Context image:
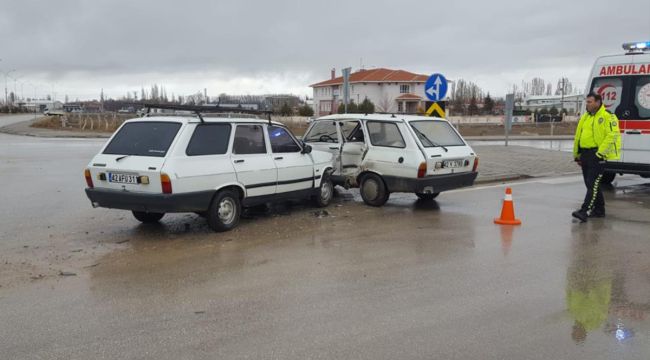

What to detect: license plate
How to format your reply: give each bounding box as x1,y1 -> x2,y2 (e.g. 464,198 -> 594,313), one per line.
443,160 -> 463,168
108,173 -> 138,184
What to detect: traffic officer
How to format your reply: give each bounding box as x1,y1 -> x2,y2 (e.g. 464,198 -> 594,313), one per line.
572,92 -> 621,222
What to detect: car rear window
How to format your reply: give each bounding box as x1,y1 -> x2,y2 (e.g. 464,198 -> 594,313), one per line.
410,121 -> 465,147
103,121 -> 181,157
186,123 -> 232,156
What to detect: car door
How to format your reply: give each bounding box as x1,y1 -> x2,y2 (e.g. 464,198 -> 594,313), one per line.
231,124 -> 277,197
303,120 -> 341,172
268,125 -> 314,194
338,120 -> 367,177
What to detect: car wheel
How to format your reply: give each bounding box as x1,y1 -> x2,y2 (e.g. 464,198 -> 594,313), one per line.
207,189 -> 241,232
132,211 -> 165,223
601,172 -> 616,185
415,192 -> 440,201
314,176 -> 334,207
360,173 -> 389,207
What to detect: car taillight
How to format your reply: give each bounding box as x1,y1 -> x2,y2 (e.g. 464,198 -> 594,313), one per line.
161,173 -> 172,194
84,169 -> 94,188
417,162 -> 427,178
472,157 -> 479,172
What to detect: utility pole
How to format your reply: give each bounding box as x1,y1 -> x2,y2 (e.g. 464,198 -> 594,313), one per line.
553,78 -> 566,137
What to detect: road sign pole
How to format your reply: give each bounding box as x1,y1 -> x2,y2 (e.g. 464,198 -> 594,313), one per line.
342,67 -> 351,114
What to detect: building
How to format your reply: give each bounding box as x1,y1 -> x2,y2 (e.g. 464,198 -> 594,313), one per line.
63,101 -> 103,113
521,94 -> 584,115
17,99 -> 63,112
310,68 -> 429,116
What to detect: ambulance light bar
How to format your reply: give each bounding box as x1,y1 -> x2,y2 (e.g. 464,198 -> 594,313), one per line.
623,41 -> 650,52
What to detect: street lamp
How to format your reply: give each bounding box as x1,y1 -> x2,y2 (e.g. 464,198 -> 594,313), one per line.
3,69 -> 16,105
10,73 -> 23,104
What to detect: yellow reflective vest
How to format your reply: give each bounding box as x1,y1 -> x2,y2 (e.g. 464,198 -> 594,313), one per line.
573,105 -> 621,160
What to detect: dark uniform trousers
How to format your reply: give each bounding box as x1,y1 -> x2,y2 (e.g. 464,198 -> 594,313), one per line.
579,148 -> 605,214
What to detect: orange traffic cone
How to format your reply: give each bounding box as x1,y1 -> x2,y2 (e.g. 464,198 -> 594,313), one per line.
494,187 -> 522,225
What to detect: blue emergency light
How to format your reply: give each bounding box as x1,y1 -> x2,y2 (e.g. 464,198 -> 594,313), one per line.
622,41 -> 650,52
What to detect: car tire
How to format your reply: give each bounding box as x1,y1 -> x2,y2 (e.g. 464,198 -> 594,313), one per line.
360,173 -> 389,207
132,211 -> 165,223
415,192 -> 440,201
601,172 -> 616,185
314,176 -> 334,207
207,189 -> 241,232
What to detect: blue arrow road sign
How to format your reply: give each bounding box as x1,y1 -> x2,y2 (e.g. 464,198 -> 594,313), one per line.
424,73 -> 448,101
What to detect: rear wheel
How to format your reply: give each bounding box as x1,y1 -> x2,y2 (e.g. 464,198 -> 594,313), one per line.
601,172 -> 616,185
415,192 -> 440,201
132,211 -> 164,223
207,189 -> 241,232
360,173 -> 389,207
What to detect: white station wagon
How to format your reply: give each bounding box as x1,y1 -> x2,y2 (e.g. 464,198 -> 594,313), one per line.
84,109 -> 334,232
303,114 -> 479,206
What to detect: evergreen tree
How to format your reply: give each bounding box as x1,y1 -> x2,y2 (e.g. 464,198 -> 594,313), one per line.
357,98 -> 375,114
483,93 -> 494,114
279,102 -> 293,116
298,104 -> 314,116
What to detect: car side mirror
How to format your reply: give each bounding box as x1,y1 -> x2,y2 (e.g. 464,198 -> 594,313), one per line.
301,143 -> 312,154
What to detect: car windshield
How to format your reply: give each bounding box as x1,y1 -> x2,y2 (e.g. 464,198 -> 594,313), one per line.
409,121 -> 465,147
103,121 -> 181,157
303,121 -> 338,143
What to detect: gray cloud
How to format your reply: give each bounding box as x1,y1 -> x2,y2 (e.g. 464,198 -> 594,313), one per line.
1,0 -> 648,99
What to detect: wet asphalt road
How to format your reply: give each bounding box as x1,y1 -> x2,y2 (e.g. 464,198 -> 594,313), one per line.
0,113 -> 36,128
1,131 -> 649,360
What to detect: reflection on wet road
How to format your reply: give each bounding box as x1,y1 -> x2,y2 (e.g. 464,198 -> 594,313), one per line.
1,133 -> 649,359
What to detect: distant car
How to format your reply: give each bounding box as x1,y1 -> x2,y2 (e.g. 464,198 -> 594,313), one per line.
84,114 -> 334,232
43,109 -> 65,116
303,114 -> 479,206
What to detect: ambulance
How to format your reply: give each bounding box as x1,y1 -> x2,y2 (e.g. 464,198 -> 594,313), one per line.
586,41 -> 650,184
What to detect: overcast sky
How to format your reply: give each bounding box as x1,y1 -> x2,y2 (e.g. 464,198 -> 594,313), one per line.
1,0 -> 648,101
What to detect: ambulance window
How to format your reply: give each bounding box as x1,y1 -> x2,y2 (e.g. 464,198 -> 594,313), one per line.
591,77 -> 623,114
634,77 -> 650,119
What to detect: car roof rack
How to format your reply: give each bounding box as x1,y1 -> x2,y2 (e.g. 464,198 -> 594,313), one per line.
138,103 -> 273,124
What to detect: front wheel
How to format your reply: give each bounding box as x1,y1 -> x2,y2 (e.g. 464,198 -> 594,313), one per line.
415,192 -> 440,201
314,176 -> 334,207
132,211 -> 165,223
207,189 -> 241,232
360,173 -> 389,207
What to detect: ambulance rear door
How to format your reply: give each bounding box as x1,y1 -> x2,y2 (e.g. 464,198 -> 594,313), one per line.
589,53 -> 650,164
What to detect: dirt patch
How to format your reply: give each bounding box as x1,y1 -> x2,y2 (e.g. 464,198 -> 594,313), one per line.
31,114 -> 132,133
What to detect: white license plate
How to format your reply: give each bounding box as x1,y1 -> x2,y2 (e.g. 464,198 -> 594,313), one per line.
108,173 -> 138,184
443,160 -> 463,168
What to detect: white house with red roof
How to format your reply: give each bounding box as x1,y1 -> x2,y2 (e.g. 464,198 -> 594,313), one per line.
310,68 -> 429,116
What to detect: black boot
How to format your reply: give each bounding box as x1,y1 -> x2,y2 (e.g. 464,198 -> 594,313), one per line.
572,209 -> 588,222
589,209 -> 606,218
